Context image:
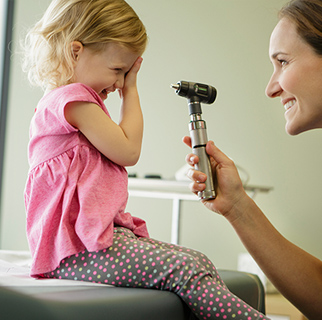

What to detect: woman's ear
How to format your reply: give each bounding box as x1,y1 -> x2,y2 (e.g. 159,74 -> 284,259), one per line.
70,41 -> 84,63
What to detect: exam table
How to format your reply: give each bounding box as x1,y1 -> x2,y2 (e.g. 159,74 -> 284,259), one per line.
0,250 -> 266,319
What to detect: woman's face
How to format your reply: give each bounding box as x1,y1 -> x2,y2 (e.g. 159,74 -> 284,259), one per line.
266,18 -> 322,135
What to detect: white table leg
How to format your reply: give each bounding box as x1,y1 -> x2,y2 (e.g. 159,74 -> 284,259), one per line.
171,198 -> 181,244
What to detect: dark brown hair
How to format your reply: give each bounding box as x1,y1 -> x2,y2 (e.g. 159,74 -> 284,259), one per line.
279,0 -> 322,55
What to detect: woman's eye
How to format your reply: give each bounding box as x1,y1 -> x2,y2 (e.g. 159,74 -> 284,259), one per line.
278,59 -> 288,67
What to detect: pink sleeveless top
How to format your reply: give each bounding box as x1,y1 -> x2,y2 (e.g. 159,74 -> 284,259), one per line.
24,83 -> 149,276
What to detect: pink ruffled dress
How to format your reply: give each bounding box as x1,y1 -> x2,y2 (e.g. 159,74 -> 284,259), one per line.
24,83 -> 149,276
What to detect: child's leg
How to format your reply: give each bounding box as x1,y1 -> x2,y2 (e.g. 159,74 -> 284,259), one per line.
138,236 -> 227,288
44,227 -> 269,320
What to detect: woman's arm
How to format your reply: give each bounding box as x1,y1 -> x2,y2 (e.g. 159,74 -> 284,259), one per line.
184,137 -> 322,319
64,57 -> 143,167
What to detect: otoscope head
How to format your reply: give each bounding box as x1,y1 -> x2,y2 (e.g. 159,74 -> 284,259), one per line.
171,81 -> 217,115
171,81 -> 217,105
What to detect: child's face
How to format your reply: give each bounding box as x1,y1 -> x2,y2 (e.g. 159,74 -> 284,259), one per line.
72,42 -> 140,101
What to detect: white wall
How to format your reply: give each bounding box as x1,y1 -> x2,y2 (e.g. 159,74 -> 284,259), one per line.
2,0 -> 322,271
0,1 -> 6,86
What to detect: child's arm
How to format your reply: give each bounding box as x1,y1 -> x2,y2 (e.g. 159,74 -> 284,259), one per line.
65,57 -> 143,167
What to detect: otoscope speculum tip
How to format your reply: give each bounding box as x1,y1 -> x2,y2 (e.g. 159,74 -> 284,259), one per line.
171,84 -> 180,91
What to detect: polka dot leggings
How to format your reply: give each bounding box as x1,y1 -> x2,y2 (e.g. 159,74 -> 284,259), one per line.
44,227 -> 269,320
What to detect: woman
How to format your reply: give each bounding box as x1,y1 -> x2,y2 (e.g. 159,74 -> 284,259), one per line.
184,0 -> 322,319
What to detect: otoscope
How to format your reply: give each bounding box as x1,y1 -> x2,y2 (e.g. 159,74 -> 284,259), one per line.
171,81 -> 217,200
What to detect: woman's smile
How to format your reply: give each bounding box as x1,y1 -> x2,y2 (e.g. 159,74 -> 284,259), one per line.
283,99 -> 296,112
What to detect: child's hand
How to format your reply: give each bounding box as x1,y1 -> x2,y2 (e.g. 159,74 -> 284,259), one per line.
65,56 -> 144,167
119,56 -> 143,98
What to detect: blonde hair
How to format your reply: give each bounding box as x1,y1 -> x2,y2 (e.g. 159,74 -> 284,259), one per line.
22,0 -> 148,90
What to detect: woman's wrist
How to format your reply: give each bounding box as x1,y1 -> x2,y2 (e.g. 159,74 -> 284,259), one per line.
224,191 -> 257,226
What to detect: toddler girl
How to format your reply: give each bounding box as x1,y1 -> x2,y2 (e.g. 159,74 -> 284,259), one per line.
23,1 -> 269,319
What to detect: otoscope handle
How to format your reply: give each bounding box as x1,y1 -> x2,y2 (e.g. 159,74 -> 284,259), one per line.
193,147 -> 216,200
189,118 -> 216,200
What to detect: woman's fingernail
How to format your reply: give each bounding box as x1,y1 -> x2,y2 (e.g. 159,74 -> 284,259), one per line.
198,175 -> 205,181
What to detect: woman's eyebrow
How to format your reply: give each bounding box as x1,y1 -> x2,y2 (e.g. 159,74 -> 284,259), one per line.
271,51 -> 287,59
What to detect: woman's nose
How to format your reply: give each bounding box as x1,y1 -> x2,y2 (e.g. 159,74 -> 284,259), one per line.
265,72 -> 282,98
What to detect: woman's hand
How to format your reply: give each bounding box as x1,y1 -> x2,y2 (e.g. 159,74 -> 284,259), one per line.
183,136 -> 248,220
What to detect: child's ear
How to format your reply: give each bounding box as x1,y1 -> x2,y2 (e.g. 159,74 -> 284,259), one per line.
70,41 -> 84,63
